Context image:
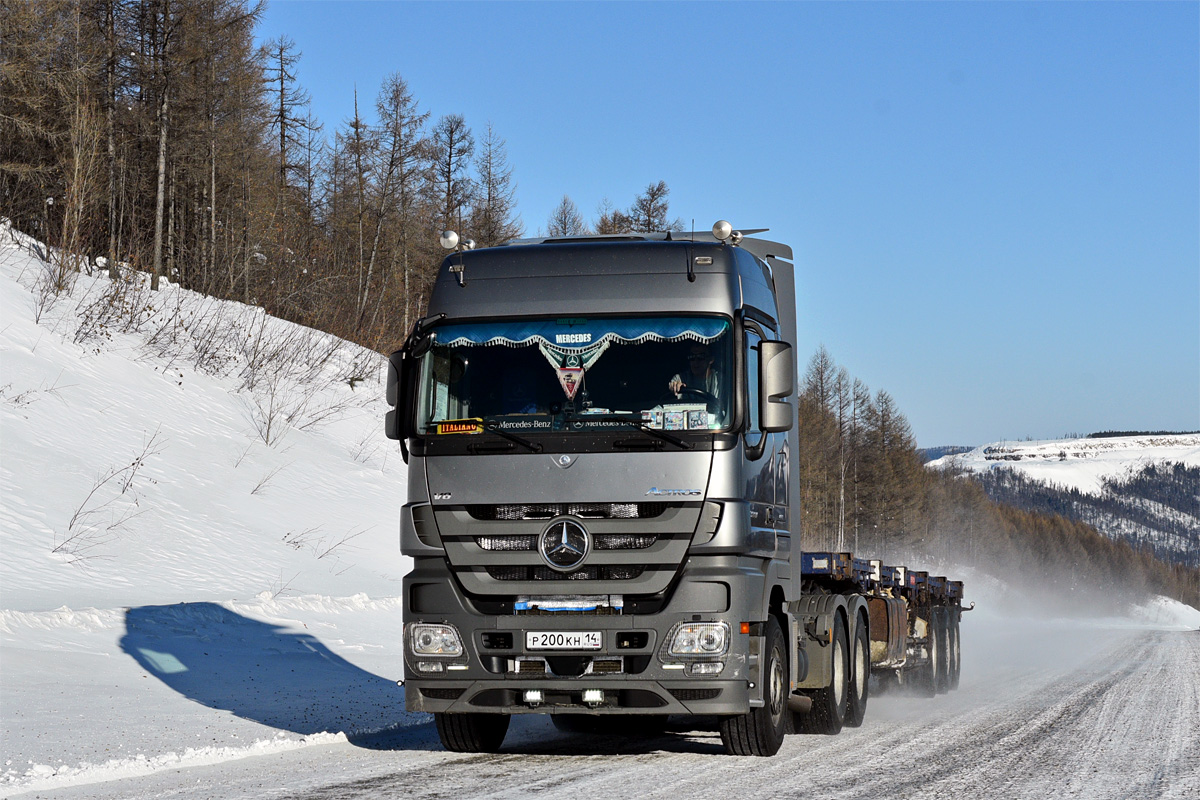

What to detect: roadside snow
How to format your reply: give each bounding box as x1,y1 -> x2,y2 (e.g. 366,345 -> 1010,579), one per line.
0,224 -> 423,795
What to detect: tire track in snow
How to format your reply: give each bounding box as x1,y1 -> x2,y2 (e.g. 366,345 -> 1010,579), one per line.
21,629 -> 1199,800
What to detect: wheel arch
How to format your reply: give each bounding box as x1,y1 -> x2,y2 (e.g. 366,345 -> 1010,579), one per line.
791,592 -> 848,690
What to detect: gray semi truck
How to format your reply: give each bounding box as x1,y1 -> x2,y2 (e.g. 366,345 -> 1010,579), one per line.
385,223 -> 966,756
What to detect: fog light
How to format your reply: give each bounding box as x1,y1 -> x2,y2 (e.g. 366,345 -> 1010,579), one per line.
416,661 -> 445,673
582,689 -> 604,706
523,689 -> 544,706
688,661 -> 724,676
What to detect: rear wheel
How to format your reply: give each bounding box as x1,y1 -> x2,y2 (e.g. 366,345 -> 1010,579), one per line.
845,613 -> 870,728
434,712 -> 510,753
719,616 -> 787,756
913,610 -> 938,698
948,610 -> 962,691
800,615 -> 849,735
934,607 -> 950,695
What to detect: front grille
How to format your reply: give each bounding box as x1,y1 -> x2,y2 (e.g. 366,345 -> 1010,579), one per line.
476,533 -> 657,551
512,657 -> 624,675
476,534 -> 537,551
420,688 -> 465,700
468,503 -> 668,521
668,688 -> 722,702
595,534 -> 656,550
485,566 -> 646,582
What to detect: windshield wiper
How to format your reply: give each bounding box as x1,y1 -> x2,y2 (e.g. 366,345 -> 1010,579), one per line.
565,413 -> 691,450
476,419 -> 542,453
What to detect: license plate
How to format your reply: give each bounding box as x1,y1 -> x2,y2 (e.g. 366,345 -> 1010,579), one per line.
526,631 -> 602,650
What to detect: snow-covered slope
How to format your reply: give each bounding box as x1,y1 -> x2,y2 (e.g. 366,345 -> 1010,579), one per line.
927,434 -> 1200,495
0,224 -> 425,793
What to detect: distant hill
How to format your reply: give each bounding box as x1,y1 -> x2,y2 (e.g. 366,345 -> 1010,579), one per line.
928,435 -> 1200,568
919,445 -> 974,463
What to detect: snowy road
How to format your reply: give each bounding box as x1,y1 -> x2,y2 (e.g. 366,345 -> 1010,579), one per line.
15,622 -> 1198,800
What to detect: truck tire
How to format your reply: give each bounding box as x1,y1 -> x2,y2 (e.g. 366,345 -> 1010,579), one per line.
845,614 -> 870,728
434,712 -> 510,753
934,608 -> 950,695
719,616 -> 787,756
913,610 -> 937,698
949,611 -> 961,691
799,615 -> 849,735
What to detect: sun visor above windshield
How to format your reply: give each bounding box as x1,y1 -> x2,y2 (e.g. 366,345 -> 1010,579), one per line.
434,317 -> 730,349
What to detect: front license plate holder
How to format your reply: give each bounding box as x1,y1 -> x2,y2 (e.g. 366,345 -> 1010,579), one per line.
526,631 -> 602,650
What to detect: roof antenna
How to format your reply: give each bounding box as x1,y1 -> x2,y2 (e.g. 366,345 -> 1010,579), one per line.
441,230 -> 474,287
686,218 -> 697,282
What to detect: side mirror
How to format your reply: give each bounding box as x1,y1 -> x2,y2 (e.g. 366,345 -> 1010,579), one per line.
386,350 -> 403,408
385,350 -> 406,442
759,340 -> 794,433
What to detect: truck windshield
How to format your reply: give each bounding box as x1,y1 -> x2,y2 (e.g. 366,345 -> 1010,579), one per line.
414,316 -> 733,435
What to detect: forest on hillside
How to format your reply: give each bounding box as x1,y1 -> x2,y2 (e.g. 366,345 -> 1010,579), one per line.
1,0 -> 679,353
796,347 -> 1199,610
4,1 -> 1196,612
976,464 -> 1200,569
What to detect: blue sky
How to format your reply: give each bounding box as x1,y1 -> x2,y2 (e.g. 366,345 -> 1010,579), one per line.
257,1 -> 1199,447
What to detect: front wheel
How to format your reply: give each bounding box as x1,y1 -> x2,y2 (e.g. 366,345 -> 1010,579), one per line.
719,617 -> 787,756
434,712 -> 510,753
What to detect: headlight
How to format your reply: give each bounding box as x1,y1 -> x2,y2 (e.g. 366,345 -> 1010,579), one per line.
409,623 -> 464,656
665,621 -> 730,657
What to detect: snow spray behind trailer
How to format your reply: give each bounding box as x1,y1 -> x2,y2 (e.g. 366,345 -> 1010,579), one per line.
385,222 -> 969,755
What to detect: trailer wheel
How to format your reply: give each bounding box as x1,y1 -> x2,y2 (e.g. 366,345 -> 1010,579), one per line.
434,712 -> 510,753
949,610 -> 961,691
913,611 -> 937,698
719,616 -> 787,756
845,614 -> 870,728
799,615 -> 849,735
934,608 -> 950,695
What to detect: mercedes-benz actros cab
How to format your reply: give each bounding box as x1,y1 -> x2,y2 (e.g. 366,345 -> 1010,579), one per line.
385,222 -> 966,756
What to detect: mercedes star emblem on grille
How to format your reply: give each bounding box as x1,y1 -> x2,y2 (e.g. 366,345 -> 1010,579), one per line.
539,518 -> 591,572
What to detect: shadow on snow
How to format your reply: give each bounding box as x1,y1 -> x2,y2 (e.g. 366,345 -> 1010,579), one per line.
119,602 -> 434,749
120,603 -> 735,756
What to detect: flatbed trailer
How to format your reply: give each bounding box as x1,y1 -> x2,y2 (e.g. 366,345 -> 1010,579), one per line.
799,552 -> 967,704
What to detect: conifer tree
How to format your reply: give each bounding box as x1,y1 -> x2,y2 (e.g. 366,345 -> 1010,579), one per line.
546,195 -> 586,236
468,122 -> 522,247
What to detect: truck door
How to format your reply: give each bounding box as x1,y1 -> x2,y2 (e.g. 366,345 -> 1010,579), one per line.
744,330 -> 777,555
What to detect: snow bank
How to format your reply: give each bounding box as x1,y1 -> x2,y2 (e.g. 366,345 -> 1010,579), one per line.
0,223 -> 422,795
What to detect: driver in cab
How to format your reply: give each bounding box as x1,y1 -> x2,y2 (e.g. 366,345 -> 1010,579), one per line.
668,344 -> 720,404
